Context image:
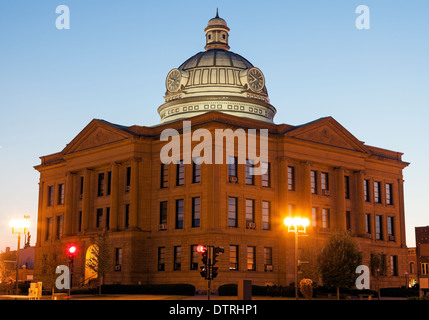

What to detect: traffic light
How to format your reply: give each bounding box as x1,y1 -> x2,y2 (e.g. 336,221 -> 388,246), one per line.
67,245 -> 77,264
197,245 -> 208,266
212,246 -> 224,266
211,266 -> 219,279
200,265 -> 208,279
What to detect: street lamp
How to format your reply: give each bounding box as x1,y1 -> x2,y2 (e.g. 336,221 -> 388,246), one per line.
9,219 -> 30,294
283,216 -> 310,300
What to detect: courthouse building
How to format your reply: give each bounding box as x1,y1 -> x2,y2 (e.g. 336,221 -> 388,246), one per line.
34,12 -> 409,291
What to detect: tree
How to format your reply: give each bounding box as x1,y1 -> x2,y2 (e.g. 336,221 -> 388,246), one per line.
370,252 -> 387,299
34,244 -> 66,299
86,232 -> 111,294
318,232 -> 362,299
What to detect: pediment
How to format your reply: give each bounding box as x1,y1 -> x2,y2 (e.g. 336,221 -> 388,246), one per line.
62,119 -> 132,155
287,117 -> 370,153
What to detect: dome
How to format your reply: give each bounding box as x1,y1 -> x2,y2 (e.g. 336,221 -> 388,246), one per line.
178,49 -> 253,70
158,12 -> 276,124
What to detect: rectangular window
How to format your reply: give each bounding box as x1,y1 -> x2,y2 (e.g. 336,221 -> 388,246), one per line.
262,201 -> 271,230
176,160 -> 184,186
80,176 -> 84,200
312,207 -> 317,227
422,263 -> 429,275
105,207 -> 110,230
228,156 -> 237,178
245,199 -> 255,223
161,163 -> 169,188
126,167 -> 131,190
264,247 -> 273,271
78,211 -> 82,233
46,217 -> 52,240
245,159 -> 255,185
366,213 -> 371,234
96,208 -> 103,228
311,171 -> 317,194
322,208 -> 330,228
345,176 -> 350,199
159,201 -> 168,226
386,183 -> 393,205
247,246 -> 256,271
48,186 -> 54,206
288,166 -> 295,191
192,197 -> 201,228
190,245 -> 199,270
175,199 -> 184,229
158,247 -> 165,271
390,256 -> 398,276
56,216 -> 63,239
174,246 -> 181,271
364,179 -> 370,202
321,172 -> 329,191
387,216 -> 395,239
115,248 -> 123,266
228,197 -> 238,227
124,204 -> 130,229
192,157 -> 201,183
107,171 -> 112,196
261,162 -> 270,187
230,245 -> 239,270
376,215 -> 383,240
374,181 -> 381,203
58,184 -> 65,205
98,173 -> 105,197
346,211 -> 351,231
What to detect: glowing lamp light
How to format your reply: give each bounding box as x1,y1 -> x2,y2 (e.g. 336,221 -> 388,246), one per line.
9,219 -> 30,234
283,217 -> 310,232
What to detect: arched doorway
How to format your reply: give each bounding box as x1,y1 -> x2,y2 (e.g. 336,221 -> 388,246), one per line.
84,244 -> 98,284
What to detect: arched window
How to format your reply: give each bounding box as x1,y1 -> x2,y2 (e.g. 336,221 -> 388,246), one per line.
85,244 -> 98,284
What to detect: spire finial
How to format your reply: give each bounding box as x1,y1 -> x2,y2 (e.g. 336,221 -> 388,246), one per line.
216,8 -> 219,18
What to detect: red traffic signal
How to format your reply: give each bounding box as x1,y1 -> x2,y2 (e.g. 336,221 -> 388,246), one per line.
197,245 -> 206,253
68,245 -> 77,256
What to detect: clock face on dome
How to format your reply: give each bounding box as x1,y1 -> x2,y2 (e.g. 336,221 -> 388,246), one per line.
247,67 -> 265,92
166,69 -> 182,92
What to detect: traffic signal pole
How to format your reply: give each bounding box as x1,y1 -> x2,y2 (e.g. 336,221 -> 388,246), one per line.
197,244 -> 224,300
207,246 -> 212,300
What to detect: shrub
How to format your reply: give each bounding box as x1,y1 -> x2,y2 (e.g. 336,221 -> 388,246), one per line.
380,287 -> 418,298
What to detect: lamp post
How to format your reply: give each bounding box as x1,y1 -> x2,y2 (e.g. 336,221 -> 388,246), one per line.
283,217 -> 310,300
9,219 -> 30,295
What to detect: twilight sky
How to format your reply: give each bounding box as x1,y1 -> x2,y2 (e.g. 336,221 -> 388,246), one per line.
0,0 -> 428,250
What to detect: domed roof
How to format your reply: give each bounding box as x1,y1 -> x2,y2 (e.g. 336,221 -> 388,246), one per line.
178,49 -> 253,71
158,12 -> 276,124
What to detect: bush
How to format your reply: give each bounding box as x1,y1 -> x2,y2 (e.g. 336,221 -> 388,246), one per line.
380,287 -> 418,298
218,284 -> 237,296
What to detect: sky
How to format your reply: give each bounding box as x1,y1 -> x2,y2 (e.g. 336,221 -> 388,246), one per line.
0,0 -> 428,250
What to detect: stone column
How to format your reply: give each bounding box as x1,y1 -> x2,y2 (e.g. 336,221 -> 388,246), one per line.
300,161 -> 312,220
335,167 -> 346,230
64,172 -> 75,236
129,158 -> 140,230
82,168 -> 92,232
109,162 -> 120,232
355,170 -> 366,237
398,178 -> 406,247
277,156 -> 289,217
36,181 -> 44,247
